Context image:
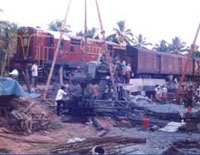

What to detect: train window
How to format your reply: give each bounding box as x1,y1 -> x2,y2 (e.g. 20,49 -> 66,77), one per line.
59,39 -> 65,50
107,45 -> 113,51
48,36 -> 54,47
70,46 -> 74,52
70,39 -> 81,45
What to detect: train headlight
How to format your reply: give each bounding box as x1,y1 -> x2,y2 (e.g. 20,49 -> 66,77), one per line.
23,38 -> 28,46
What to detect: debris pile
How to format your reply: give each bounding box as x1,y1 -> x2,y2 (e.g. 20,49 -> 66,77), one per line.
0,96 -> 50,134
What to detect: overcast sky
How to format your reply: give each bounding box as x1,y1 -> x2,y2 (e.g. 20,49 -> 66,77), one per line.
1,0 -> 200,46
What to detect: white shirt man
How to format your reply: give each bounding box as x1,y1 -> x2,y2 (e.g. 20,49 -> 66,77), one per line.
31,63 -> 38,77
55,88 -> 67,101
55,86 -> 67,116
31,63 -> 38,88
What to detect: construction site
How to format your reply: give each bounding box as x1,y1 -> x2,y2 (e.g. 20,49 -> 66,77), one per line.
1,0 -> 200,154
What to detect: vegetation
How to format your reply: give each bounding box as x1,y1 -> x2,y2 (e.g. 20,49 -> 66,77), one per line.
48,19 -> 71,33
106,20 -> 133,45
133,34 -> 152,49
153,40 -> 169,52
76,27 -> 100,39
168,36 -> 187,54
0,21 -> 18,76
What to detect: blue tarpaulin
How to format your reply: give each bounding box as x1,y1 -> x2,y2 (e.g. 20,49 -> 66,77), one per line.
0,76 -> 41,98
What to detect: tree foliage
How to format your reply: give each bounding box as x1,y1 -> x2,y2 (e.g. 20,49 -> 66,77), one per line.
153,40 -> 170,52
133,34 -> 152,49
107,20 -> 133,45
168,36 -> 187,54
0,21 -> 18,76
76,27 -> 100,39
48,19 -> 71,33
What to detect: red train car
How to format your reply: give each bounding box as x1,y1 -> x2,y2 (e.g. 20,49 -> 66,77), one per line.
14,26 -> 125,66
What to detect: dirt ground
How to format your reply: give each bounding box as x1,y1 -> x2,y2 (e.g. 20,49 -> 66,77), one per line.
0,84 -> 200,154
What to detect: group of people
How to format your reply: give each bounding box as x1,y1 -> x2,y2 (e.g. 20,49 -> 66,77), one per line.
114,60 -> 132,84
154,84 -> 168,104
9,62 -> 38,92
55,80 -> 100,116
179,85 -> 194,108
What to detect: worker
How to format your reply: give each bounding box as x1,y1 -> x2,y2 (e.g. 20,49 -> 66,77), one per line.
68,80 -> 82,116
125,63 -> 132,84
91,81 -> 99,100
55,86 -> 67,116
186,86 -> 194,110
31,62 -> 38,89
195,85 -> 200,104
121,60 -> 127,84
161,84 -> 168,104
155,85 -> 162,102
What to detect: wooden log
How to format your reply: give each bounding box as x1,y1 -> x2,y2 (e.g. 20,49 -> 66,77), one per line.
92,117 -> 104,131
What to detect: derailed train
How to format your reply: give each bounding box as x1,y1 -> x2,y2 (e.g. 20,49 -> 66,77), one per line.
12,26 -> 200,82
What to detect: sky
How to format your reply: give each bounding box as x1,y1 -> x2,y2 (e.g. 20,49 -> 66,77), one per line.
0,0 -> 200,46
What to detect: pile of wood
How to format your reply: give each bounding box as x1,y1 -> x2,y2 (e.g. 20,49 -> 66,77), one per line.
50,136 -> 146,154
0,96 -> 50,134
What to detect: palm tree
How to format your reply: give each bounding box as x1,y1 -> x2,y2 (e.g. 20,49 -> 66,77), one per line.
48,19 -> 71,33
0,21 -> 18,76
76,27 -> 100,39
133,34 -> 152,49
169,36 -> 186,54
153,40 -> 170,52
107,20 -> 133,45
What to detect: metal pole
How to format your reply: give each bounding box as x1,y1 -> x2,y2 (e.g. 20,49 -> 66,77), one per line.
43,0 -> 72,100
177,23 -> 200,95
84,0 -> 88,62
94,0 -> 105,40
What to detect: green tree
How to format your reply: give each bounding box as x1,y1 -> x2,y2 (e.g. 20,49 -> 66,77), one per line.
133,34 -> 152,49
87,27 -> 100,39
48,19 -> 71,33
76,31 -> 84,37
0,21 -> 18,76
76,27 -> 100,39
153,40 -> 169,52
107,20 -> 133,45
169,36 -> 186,54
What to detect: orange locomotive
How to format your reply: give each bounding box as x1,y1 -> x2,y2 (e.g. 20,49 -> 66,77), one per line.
12,26 -> 124,80
14,27 -> 125,64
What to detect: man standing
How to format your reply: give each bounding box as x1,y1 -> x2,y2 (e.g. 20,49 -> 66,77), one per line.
31,62 -> 38,89
186,86 -> 194,110
55,86 -> 67,116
